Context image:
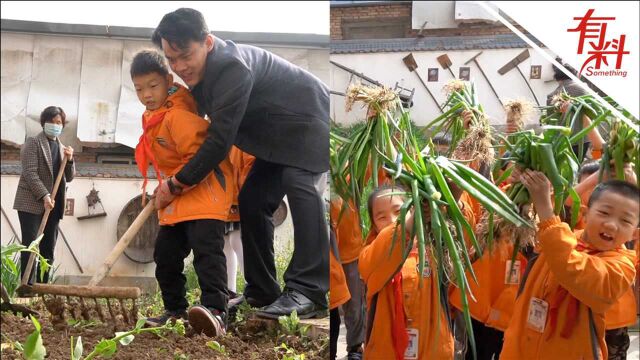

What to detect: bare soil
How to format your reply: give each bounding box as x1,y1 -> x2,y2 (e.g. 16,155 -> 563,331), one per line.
0,301 -> 327,359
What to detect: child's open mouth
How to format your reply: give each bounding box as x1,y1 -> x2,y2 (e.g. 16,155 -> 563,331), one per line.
599,232 -> 614,242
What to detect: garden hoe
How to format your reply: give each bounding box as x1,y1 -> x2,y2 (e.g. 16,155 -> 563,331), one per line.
18,163 -> 156,324
498,49 -> 541,106
402,53 -> 444,113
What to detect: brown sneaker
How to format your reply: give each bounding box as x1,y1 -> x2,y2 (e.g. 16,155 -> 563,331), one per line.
188,305 -> 226,337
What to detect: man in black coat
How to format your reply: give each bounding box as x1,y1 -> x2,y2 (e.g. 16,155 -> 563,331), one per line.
151,8 -> 329,334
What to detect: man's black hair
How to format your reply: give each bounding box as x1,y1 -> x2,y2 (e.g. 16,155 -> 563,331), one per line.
152,8 -> 209,50
588,180 -> 640,210
130,50 -> 169,78
367,184 -> 407,229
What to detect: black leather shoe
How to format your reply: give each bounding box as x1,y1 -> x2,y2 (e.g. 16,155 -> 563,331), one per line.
255,288 -> 327,320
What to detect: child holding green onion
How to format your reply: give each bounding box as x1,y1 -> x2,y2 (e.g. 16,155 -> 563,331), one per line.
358,185 -> 476,359
568,161 -> 638,359
501,171 -> 638,360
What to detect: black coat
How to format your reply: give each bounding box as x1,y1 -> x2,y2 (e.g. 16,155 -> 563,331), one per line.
177,37 -> 329,186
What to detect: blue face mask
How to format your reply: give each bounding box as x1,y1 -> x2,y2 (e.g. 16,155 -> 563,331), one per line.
44,123 -> 63,137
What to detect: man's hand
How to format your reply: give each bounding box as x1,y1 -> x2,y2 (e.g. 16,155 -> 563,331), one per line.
154,181 -> 175,210
63,146 -> 74,160
43,194 -> 55,210
519,170 -> 554,221
559,100 -> 571,114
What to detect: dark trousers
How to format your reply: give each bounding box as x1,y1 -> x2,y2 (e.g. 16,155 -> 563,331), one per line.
154,219 -> 228,313
330,308 -> 341,360
18,211 -> 60,284
465,317 -> 504,360
605,327 -> 630,360
239,159 -> 329,306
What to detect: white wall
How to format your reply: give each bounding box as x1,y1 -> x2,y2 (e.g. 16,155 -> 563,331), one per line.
1,175 -> 294,280
1,31 -> 329,149
330,48 -> 559,127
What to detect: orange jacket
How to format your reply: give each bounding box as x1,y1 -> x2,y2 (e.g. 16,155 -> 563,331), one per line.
449,233 -> 528,331
330,197 -> 364,264
225,146 -> 255,222
500,217 -> 636,360
358,198 -> 475,360
142,84 -> 234,225
330,244 -> 351,310
359,225 -> 454,360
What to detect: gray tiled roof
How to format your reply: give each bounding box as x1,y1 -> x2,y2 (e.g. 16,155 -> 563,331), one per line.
1,162 -> 153,179
331,34 -> 540,54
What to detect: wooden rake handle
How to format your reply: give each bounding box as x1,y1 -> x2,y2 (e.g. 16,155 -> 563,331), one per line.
21,156 -> 69,286
87,199 -> 156,286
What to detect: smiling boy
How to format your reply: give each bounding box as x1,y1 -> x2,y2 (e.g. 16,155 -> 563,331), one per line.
131,50 -> 233,337
500,171 -> 638,359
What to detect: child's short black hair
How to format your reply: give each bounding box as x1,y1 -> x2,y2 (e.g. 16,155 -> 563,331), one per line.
130,50 -> 169,78
579,161 -> 601,180
588,180 -> 640,212
152,8 -> 209,50
367,184 -> 407,228
40,106 -> 66,127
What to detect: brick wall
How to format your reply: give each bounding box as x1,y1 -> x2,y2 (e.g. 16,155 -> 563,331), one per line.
331,3 -> 413,40
1,142 -> 132,164
331,3 -> 526,40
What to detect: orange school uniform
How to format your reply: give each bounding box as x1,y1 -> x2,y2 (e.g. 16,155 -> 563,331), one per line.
359,199 -> 476,360
449,233 -> 528,331
225,146 -> 255,222
500,217 -> 636,360
137,84 -> 234,225
330,245 -> 351,310
330,197 -> 364,264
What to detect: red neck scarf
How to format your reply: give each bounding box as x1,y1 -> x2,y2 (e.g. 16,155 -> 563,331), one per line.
389,271 -> 409,360
135,112 -> 166,203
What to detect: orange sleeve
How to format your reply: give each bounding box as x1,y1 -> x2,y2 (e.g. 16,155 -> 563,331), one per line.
166,109 -> 209,173
539,217 -> 637,314
359,224 -> 409,296
330,248 -> 351,309
239,151 -> 255,189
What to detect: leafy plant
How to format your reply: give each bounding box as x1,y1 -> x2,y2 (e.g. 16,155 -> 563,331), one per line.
274,343 -> 306,360
23,315 -> 46,360
331,83 -> 532,360
1,236 -> 50,300
600,119 -> 640,183
206,340 -> 227,355
424,80 -> 493,165
278,310 -> 309,337
73,318 -> 185,360
331,84 -> 412,228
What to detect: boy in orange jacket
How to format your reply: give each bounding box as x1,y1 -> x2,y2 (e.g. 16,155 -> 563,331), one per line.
359,185 -> 476,359
131,50 -> 233,337
500,171 -> 638,359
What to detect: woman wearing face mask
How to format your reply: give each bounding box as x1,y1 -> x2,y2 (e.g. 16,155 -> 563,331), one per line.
13,106 -> 75,283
